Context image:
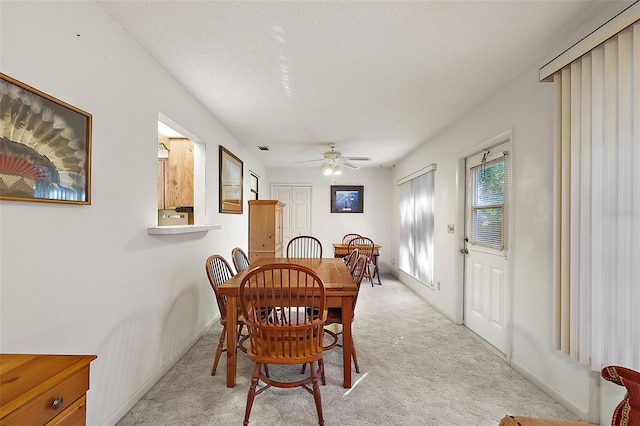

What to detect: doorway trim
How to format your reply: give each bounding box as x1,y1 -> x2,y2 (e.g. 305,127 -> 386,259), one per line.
456,128 -> 515,362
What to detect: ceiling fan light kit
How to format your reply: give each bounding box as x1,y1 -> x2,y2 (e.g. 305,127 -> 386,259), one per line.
322,164 -> 341,176
298,143 -> 370,176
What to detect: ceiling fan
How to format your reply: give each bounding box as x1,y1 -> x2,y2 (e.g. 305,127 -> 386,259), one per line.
295,143 -> 371,175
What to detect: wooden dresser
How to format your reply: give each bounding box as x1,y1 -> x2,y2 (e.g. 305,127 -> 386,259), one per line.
248,200 -> 284,262
0,354 -> 96,426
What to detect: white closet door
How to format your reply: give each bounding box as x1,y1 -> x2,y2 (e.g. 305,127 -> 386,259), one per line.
271,185 -> 312,249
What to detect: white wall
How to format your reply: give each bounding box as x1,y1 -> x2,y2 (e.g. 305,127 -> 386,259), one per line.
0,2 -> 266,425
266,167 -> 393,269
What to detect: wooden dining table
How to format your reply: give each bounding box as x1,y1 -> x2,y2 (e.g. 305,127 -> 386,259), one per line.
218,257 -> 359,389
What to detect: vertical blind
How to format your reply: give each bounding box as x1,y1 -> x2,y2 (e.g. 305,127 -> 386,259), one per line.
398,165 -> 435,288
552,20 -> 639,371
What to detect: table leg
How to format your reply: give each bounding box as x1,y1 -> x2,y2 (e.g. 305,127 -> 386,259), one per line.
226,297 -> 237,388
341,296 -> 353,388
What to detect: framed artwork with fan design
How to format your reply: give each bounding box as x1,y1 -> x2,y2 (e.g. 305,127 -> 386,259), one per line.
0,73 -> 92,204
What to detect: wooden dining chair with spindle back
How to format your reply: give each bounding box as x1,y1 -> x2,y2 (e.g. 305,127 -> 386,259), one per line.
347,236 -> 376,286
341,233 -> 361,245
286,235 -> 323,258
205,254 -> 247,376
344,248 -> 360,274
231,247 -> 250,274
239,263 -> 328,426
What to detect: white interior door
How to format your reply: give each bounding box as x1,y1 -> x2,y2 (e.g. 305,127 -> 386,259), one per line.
271,185 -> 312,249
463,142 -> 510,354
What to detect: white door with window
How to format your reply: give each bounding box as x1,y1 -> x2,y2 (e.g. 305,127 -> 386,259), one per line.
463,142 -> 510,354
271,185 -> 312,249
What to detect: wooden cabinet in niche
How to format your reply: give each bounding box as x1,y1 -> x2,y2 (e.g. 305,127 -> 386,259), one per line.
157,136 -> 193,209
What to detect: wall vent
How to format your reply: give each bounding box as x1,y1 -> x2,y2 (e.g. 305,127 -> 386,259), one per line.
257,146 -> 270,151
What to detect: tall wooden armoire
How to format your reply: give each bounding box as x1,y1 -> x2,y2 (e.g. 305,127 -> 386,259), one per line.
248,200 -> 284,262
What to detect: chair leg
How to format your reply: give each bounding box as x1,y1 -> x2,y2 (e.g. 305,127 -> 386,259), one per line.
212,324 -> 227,376
243,363 -> 261,426
237,323 -> 248,353
318,358 -> 326,385
351,335 -> 360,374
366,260 -> 374,286
309,360 -> 325,426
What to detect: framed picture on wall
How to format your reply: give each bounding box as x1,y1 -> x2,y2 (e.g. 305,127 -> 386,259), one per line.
219,145 -> 243,213
249,171 -> 259,200
331,185 -> 363,213
0,73 -> 92,204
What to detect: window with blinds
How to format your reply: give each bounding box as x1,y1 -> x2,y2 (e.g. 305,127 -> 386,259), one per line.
398,165 -> 435,288
468,158 -> 506,249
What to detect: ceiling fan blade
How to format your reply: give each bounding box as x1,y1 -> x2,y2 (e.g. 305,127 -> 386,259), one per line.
342,161 -> 360,170
317,162 -> 330,172
293,158 -> 324,164
344,156 -> 371,161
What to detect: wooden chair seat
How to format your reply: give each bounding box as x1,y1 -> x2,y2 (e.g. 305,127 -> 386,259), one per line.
499,416 -> 590,426
246,321 -> 326,362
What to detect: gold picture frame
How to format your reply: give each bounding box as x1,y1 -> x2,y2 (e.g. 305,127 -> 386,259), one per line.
219,145 -> 243,214
0,73 -> 92,204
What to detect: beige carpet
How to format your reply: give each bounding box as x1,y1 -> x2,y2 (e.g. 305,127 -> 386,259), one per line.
117,275 -> 581,426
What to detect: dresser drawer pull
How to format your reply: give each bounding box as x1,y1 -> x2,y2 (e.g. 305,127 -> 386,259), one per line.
52,396 -> 64,410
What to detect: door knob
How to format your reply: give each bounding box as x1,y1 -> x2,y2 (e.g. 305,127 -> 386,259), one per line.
460,248 -> 469,254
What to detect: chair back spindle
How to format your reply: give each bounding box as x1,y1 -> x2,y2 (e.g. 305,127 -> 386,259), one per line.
286,235 -> 323,258
342,233 -> 361,245
205,255 -> 235,319
344,248 -> 360,273
232,247 -> 250,274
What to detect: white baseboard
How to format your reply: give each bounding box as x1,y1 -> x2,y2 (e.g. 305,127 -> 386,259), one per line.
510,359 -> 591,421
101,318 -> 217,426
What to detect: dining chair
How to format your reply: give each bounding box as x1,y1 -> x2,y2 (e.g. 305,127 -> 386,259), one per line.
205,254 -> 247,376
500,365 -> 640,426
286,235 -> 323,258
239,263 -> 327,426
315,256 -> 366,375
347,236 -> 376,286
341,233 -> 361,245
231,247 -> 250,274
343,248 -> 359,274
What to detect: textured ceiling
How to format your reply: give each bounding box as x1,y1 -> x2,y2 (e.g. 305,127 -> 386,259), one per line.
98,1 -> 629,168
